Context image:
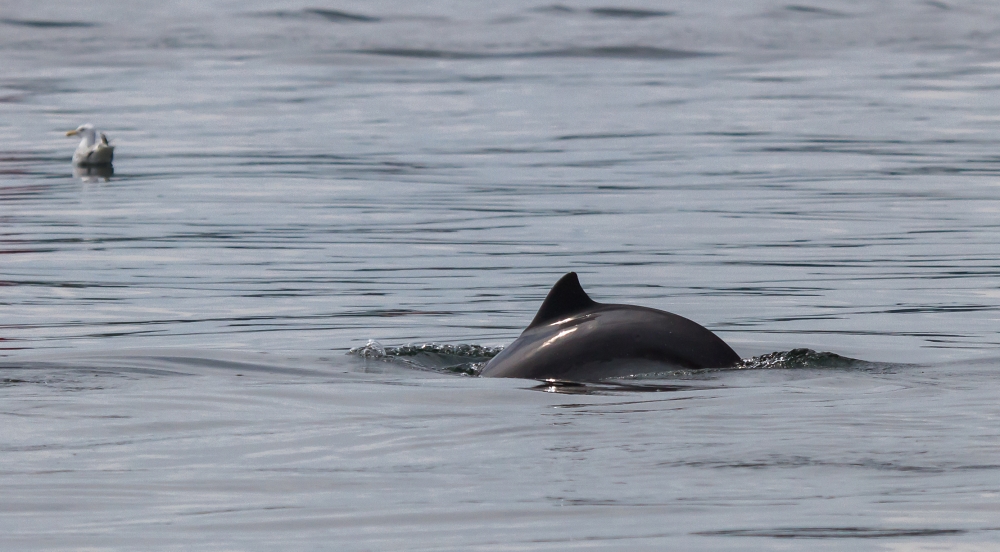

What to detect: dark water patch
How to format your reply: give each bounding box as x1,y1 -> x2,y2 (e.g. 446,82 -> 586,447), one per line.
0,18 -> 98,28
698,527 -> 965,538
254,9 -> 379,23
529,6 -> 673,18
532,5 -> 576,14
925,0 -> 952,9
883,305 -> 1000,314
671,455 -> 949,474
780,5 -> 852,18
702,130 -> 772,137
0,248 -> 57,255
342,309 -> 454,318
755,137 -> 921,157
464,147 -> 564,154
349,48 -> 488,60
749,76 -> 808,83
689,285 -> 825,297
490,15 -> 527,25
956,464 -> 1000,471
304,8 -> 380,22
548,157 -> 630,168
458,75 -> 505,83
537,46 -> 707,59
556,132 -> 660,141
589,8 -> 674,19
354,46 -> 710,60
881,164 -> 1000,177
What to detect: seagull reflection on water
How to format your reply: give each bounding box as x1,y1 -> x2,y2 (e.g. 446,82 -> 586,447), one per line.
73,163 -> 113,183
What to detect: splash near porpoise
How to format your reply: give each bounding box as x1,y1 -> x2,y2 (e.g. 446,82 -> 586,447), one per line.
349,273 -> 883,381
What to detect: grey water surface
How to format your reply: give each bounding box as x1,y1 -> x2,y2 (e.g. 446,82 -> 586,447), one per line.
2,0 -> 1000,549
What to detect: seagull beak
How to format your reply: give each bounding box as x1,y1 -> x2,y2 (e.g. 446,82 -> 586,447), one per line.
66,130 -> 79,136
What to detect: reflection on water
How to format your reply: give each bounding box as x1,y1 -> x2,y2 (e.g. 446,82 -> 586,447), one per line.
532,379 -> 711,395
72,163 -> 113,183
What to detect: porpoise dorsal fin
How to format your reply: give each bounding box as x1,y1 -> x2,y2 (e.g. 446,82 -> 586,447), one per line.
526,272 -> 598,329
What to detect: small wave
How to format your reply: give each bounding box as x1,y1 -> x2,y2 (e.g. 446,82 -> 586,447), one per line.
556,131 -> 661,141
532,5 -> 576,14
779,5 -> 851,18
697,527 -> 964,539
735,348 -> 881,370
0,18 -> 98,28
588,8 -> 674,19
347,340 -> 503,376
354,46 -> 710,60
606,349 -> 892,380
530,6 -> 674,18
304,8 -> 380,22
254,9 -> 379,23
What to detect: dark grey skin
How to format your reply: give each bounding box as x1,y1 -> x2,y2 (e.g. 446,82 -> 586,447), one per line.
481,272 -> 741,381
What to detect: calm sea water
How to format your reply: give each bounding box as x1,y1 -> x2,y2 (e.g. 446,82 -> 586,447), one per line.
3,1 -> 1000,549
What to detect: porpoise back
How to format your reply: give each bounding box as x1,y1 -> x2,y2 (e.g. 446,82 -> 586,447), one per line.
481,272 -> 740,380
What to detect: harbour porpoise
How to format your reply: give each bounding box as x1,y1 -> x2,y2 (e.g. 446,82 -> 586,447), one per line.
481,272 -> 740,380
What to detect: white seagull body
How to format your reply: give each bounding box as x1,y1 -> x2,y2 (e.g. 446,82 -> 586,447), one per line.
66,123 -> 114,165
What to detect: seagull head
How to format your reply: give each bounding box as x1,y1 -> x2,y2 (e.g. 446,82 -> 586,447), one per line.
66,123 -> 99,148
66,123 -> 96,137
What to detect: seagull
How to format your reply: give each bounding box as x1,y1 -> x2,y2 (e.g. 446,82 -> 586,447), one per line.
65,123 -> 114,165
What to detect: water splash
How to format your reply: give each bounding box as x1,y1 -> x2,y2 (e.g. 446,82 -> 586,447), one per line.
349,339 -> 386,359
735,348 -> 884,371
347,340 -> 503,375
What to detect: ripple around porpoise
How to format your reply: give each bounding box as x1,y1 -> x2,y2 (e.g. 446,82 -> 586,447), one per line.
348,341 -> 898,381
348,340 -> 502,375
